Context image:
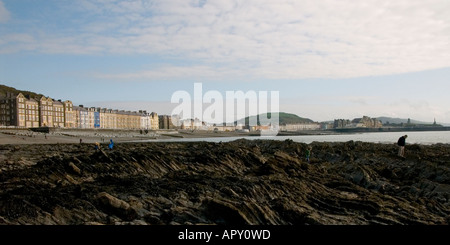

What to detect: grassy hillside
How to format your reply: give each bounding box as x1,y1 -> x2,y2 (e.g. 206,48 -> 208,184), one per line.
0,84 -> 44,99
236,112 -> 314,126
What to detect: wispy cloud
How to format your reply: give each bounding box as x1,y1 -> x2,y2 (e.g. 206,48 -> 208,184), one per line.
94,64 -> 249,81
2,0 -> 450,79
0,33 -> 37,53
0,0 -> 10,23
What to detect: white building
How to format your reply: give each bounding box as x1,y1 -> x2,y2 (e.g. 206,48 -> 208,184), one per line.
280,123 -> 320,131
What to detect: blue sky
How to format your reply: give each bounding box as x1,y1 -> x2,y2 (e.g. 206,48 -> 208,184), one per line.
1,0 -> 450,123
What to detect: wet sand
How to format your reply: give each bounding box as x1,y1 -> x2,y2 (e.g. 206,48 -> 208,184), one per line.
0,129 -> 260,145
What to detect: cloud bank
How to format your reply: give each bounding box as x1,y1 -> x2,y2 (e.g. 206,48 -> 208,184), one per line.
1,0 -> 450,80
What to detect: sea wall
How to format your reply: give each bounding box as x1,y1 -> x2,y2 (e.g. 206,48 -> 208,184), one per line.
332,126 -> 450,133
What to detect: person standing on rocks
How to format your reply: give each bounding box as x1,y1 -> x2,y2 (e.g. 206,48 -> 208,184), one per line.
397,135 -> 408,158
305,146 -> 312,163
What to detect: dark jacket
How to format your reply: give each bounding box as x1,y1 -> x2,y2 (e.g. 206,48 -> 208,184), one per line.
397,136 -> 406,146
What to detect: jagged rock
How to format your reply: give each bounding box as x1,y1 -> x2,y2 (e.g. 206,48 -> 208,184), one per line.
0,140 -> 448,225
96,192 -> 137,221
143,212 -> 162,224
67,162 -> 81,175
204,198 -> 253,225
84,221 -> 105,225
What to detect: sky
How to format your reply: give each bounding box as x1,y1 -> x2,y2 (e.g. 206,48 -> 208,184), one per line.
1,0 -> 450,123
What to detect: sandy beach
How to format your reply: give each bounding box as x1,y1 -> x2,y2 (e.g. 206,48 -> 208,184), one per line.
0,128 -> 261,145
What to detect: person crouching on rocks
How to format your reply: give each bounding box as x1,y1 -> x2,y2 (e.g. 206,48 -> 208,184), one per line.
397,135 -> 408,158
108,139 -> 114,150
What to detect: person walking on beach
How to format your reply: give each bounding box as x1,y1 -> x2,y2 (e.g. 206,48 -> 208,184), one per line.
397,135 -> 408,158
305,146 -> 312,163
108,139 -> 114,150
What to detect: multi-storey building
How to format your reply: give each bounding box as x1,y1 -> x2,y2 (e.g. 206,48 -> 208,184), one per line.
158,115 -> 175,129
63,100 -> 74,128
73,105 -> 81,128
73,105 -> 89,129
1,92 -> 160,130
0,93 -> 37,127
24,98 -> 39,128
39,96 -> 53,127
15,93 -> 26,127
334,119 -> 351,129
180,118 -> 203,130
99,108 -> 109,129
351,116 -> 383,128
150,112 -> 159,130
87,107 -> 96,129
94,107 -> 100,128
124,111 -> 141,129
108,109 -> 118,129
0,92 -> 19,126
280,123 -> 321,131
116,110 -> 126,129
139,111 -> 159,130
140,110 -> 150,130
52,100 -> 65,128
100,108 -> 117,129
0,96 -> 11,126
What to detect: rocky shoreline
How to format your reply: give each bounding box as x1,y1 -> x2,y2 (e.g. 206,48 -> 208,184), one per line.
0,139 -> 449,225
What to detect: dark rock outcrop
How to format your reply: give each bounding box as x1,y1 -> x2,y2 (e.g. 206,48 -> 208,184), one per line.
0,140 -> 448,225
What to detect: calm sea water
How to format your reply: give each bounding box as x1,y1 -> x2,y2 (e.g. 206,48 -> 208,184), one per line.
143,131 -> 450,145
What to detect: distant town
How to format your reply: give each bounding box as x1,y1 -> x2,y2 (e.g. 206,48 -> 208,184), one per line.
0,85 -> 445,133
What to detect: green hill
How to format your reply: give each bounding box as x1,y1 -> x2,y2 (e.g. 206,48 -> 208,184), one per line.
236,112 -> 314,126
0,84 -> 44,99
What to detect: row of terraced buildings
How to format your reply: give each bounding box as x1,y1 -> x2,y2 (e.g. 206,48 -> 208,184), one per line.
0,92 -> 163,130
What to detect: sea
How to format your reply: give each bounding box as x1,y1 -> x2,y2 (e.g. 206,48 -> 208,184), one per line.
143,131 -> 450,145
